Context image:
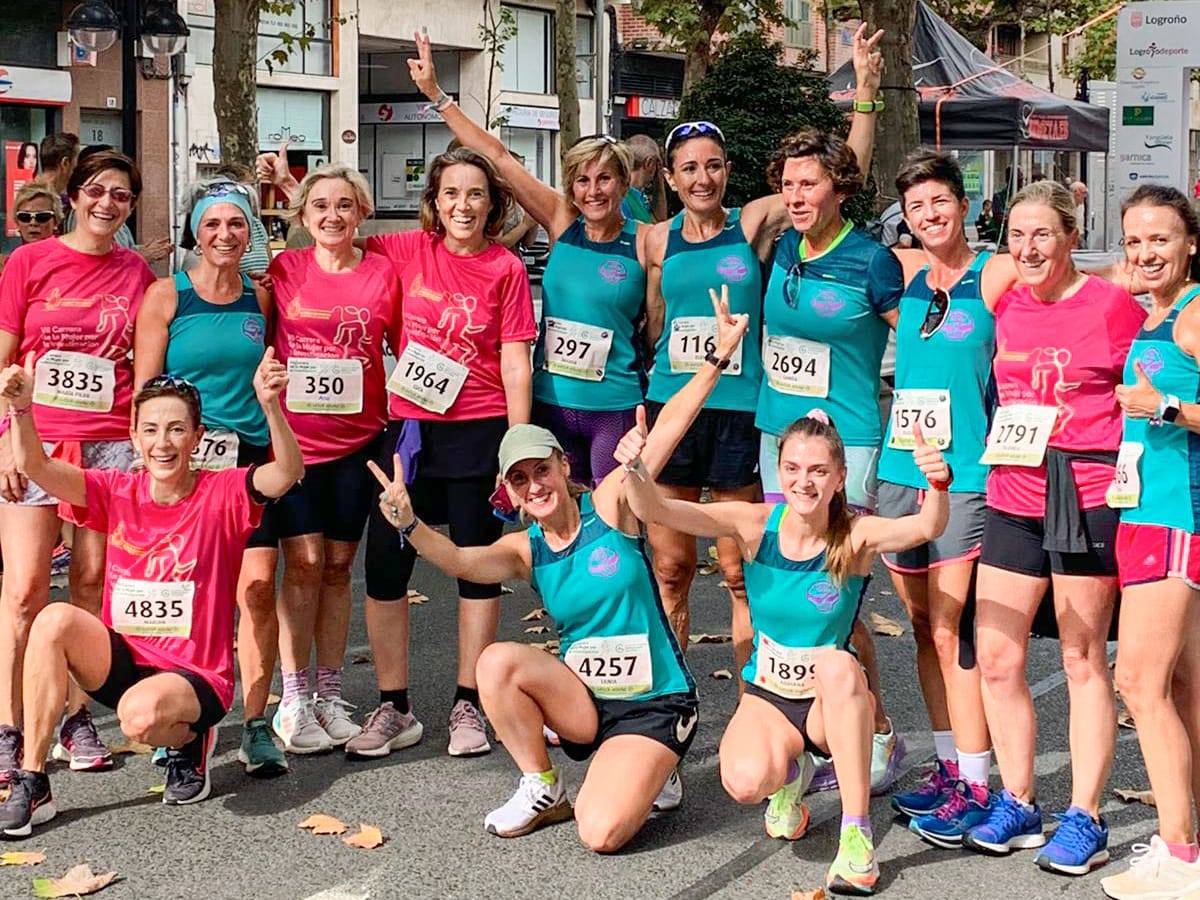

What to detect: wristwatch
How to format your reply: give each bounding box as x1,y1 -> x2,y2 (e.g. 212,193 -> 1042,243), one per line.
705,351 -> 731,371
1161,393 -> 1182,424
852,98 -> 885,113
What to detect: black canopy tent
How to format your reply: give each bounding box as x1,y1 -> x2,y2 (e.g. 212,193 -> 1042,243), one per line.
827,2 -> 1110,152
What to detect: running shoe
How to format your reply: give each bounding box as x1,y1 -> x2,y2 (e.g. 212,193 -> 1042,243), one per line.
152,746 -> 168,767
49,542 -> 71,577
908,781 -> 993,848
963,789 -> 1046,855
0,725 -> 22,785
272,695 -> 333,754
826,824 -> 880,896
448,699 -> 491,757
1035,807 -> 1110,875
0,769 -> 55,838
52,706 -> 113,771
1101,836 -> 1200,899
237,717 -> 288,778
543,725 -> 561,747
345,703 -> 424,759
892,758 -> 958,818
869,723 -> 905,796
163,724 -> 218,805
764,753 -> 816,840
313,696 -> 362,746
652,768 -> 683,814
484,770 -> 573,838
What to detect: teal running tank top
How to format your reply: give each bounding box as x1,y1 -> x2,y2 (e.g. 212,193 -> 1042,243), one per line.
533,217 -> 646,412
647,208 -> 764,412
755,224 -> 904,446
1119,285 -> 1200,532
741,504 -> 866,696
165,272 -> 269,445
529,494 -> 694,700
878,252 -> 995,493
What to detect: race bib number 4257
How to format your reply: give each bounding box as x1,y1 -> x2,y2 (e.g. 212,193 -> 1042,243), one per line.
563,633 -> 653,699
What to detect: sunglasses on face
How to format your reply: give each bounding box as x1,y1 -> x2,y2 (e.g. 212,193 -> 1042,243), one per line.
78,183 -> 134,204
665,121 -> 725,154
920,288 -> 951,339
15,211 -> 56,225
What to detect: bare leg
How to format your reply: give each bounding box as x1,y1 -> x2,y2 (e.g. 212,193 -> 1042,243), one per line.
719,693 -> 808,803
849,620 -> 890,733
890,570 -> 949,732
276,534 -> 323,675
646,485 -> 703,648
573,735 -> 681,852
929,561 -> 989,753
0,505 -> 59,726
313,539 -> 358,671
806,651 -> 875,817
236,547 -> 279,718
457,596 -> 501,689
712,483 -> 760,676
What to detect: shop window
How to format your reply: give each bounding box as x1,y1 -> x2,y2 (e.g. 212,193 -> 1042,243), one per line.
576,18 -> 594,100
0,7 -> 57,68
187,0 -> 335,76
502,126 -> 555,187
501,6 -> 552,95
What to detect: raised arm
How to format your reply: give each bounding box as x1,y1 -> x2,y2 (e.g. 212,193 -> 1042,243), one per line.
369,453 -> 532,584
133,277 -> 176,392
249,347 -> 305,498
851,425 -> 949,555
844,23 -> 884,183
0,354 -> 85,507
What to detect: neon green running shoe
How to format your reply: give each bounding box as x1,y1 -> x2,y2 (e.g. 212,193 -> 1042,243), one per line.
826,824 -> 880,896
764,753 -> 815,840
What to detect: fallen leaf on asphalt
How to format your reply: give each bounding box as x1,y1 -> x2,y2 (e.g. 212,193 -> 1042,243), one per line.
521,608 -> 547,621
31,864 -> 117,898
0,850 -> 44,866
791,889 -> 826,900
146,784 -> 164,795
718,580 -> 729,588
407,590 -> 428,605
350,653 -> 371,665
698,546 -> 720,575
869,612 -> 905,637
1114,788 -> 1155,807
711,669 -> 734,680
107,738 -> 152,755
342,824 -> 385,849
267,693 -> 282,705
524,625 -> 549,634
688,633 -> 732,645
1117,709 -> 1135,730
299,813 -> 348,835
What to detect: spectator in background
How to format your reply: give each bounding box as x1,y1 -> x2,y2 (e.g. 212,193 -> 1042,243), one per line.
1070,180 -> 1089,244
35,133 -> 79,208
498,153 -> 538,251
623,134 -> 666,223
65,145 -> 173,265
975,198 -> 1000,242
1,184 -> 64,274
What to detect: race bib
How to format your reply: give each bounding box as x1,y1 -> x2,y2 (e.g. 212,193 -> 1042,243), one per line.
286,358 -> 363,414
888,390 -> 952,450
668,316 -> 742,375
110,578 -> 195,638
563,633 -> 653,699
191,429 -> 239,472
543,317 -> 614,382
32,350 -> 115,413
1106,441 -> 1143,509
763,335 -> 830,398
386,342 -> 469,415
754,635 -> 832,700
979,404 -> 1058,467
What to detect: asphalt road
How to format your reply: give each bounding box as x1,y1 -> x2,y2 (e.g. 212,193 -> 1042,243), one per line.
8,546 -> 1153,900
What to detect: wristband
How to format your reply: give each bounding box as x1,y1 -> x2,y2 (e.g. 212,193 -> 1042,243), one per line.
928,464 -> 953,492
852,98 -> 884,113
704,351 -> 731,371
397,516 -> 420,546
432,92 -> 454,113
622,459 -> 647,482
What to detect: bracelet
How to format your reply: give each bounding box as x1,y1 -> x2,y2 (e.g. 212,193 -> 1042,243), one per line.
852,98 -> 884,113
432,91 -> 454,113
704,351 -> 731,371
398,516 -> 420,545
928,464 -> 953,492
8,404 -> 30,417
622,459 -> 647,482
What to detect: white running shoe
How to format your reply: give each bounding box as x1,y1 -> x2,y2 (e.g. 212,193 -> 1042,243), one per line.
651,768 -> 683,814
1101,835 -> 1200,900
484,771 -> 573,838
313,696 -> 362,746
272,695 -> 334,754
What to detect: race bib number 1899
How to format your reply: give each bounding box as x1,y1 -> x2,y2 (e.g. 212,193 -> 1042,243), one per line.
753,635 -> 832,700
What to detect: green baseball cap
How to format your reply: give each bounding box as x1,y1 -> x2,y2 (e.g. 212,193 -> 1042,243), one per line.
497,424 -> 563,478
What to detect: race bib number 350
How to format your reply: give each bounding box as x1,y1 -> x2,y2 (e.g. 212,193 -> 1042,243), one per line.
386,342 -> 469,415
286,358 -> 364,415
979,404 -> 1058,467
33,350 -> 116,413
563,633 -> 653,699
543,317 -> 614,382
763,335 -> 830,398
111,579 -> 195,638
888,390 -> 952,450
754,635 -> 832,700
668,316 -> 742,375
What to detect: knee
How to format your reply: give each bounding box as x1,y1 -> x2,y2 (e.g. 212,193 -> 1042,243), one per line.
320,550 -> 355,587
720,757 -> 772,805
475,642 -> 523,690
652,554 -> 694,601
117,693 -> 166,743
1,579 -> 49,628
719,558 -> 747,599
1115,657 -> 1161,706
929,619 -> 961,665
816,652 -> 868,702
282,547 -> 323,585
240,576 -> 276,620
575,805 -> 630,854
70,561 -> 105,600
975,634 -> 1024,687
28,602 -> 78,646
1060,641 -> 1106,685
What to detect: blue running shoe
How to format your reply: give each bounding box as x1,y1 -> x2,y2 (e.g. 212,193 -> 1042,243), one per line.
1035,807 -> 1110,875
892,759 -> 957,818
909,781 -> 993,849
963,789 -> 1046,855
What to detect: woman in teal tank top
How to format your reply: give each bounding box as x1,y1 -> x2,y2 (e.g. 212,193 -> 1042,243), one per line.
368,295 -> 748,851
1106,186 -> 1200,887
621,397 -> 951,896
132,184 -> 286,778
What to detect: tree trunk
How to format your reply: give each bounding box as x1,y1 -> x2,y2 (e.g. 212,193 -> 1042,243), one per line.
555,1 -> 581,150
860,0 -> 918,207
681,3 -> 725,96
213,0 -> 260,171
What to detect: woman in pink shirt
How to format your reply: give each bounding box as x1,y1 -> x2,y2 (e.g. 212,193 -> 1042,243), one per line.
963,181 -> 1146,871
262,165 -> 401,756
0,150 -> 155,776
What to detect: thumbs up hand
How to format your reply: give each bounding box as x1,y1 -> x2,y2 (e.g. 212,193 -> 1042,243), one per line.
912,421 -> 951,487
613,403 -> 649,479
0,351 -> 35,411
1115,361 -> 1162,419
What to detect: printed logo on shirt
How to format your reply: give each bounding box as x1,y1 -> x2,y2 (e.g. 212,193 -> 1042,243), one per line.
1138,347 -> 1165,377
242,317 -> 266,344
110,523 -> 198,582
941,309 -> 976,342
716,255 -> 749,283
42,288 -> 97,310
95,294 -> 133,358
587,546 -> 621,578
998,342 -> 1080,437
598,259 -> 628,285
284,292 -> 377,369
811,289 -> 845,318
806,580 -> 839,612
408,272 -> 487,365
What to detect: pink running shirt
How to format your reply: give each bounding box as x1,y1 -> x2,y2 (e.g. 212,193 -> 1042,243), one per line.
369,231 -> 536,422
70,467 -> 264,710
988,275 -> 1146,517
0,237 -> 154,441
268,247 -> 400,464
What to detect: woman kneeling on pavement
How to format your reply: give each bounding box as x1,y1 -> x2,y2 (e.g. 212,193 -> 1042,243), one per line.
622,407 -> 950,895
369,290 -> 746,851
0,350 -> 302,836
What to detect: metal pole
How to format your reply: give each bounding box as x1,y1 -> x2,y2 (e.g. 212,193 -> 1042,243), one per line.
122,0 -> 139,233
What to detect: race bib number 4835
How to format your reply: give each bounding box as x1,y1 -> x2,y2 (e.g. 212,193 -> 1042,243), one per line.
286,358 -> 363,414
33,350 -> 115,412
563,633 -> 653,699
110,579 -> 195,638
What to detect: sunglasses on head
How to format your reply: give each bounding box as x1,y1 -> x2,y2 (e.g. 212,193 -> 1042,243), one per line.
569,134 -> 620,149
665,121 -> 725,154
79,183 -> 134,204
920,289 -> 951,339
15,211 -> 55,225
203,181 -> 253,199
142,373 -> 201,403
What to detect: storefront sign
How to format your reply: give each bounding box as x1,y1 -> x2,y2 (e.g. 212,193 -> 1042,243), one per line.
1024,115 -> 1069,142
359,102 -> 446,125
258,87 -> 325,152
501,105 -> 560,130
625,96 -> 680,120
0,65 -> 72,106
4,141 -> 38,237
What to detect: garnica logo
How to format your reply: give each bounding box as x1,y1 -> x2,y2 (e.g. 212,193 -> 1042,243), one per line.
598,260 -> 628,285
717,255 -> 749,282
1139,347 -> 1165,378
587,545 -> 621,578
807,580 -> 839,612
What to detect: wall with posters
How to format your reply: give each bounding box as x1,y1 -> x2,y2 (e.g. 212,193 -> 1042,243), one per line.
4,142 -> 39,238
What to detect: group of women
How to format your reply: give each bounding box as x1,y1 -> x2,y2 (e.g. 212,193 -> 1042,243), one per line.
0,19 -> 1194,900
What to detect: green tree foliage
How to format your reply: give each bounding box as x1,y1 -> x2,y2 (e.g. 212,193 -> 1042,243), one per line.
676,31 -> 875,219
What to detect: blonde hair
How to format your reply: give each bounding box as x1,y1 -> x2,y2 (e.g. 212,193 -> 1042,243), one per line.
287,163 -> 374,223
1008,179 -> 1078,234
561,138 -> 632,200
13,182 -> 63,221
777,414 -> 857,586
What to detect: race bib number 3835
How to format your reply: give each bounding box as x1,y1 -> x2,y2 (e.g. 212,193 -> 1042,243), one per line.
563,633 -> 653,699
33,350 -> 116,412
286,358 -> 364,414
110,578 -> 195,638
